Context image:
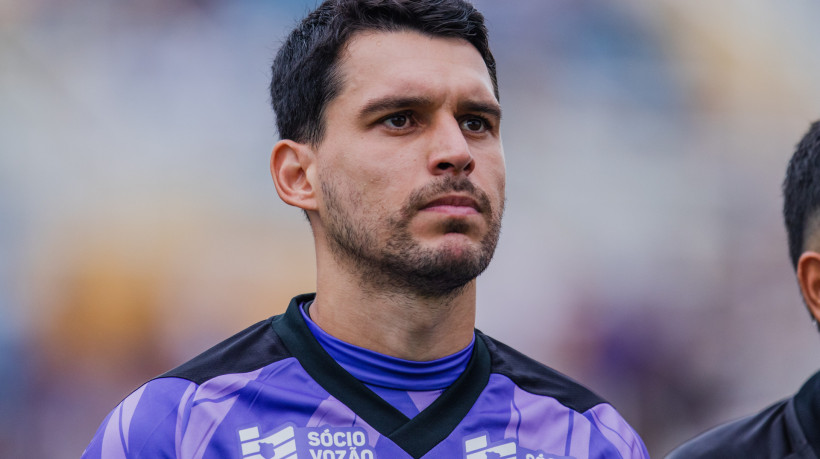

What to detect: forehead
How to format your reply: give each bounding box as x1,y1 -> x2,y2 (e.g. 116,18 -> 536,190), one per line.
332,30 -> 497,109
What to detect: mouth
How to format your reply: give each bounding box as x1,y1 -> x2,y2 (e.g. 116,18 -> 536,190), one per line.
419,195 -> 481,216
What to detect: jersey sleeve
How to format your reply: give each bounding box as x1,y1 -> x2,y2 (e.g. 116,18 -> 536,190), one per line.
81,377 -> 197,459
586,402 -> 650,459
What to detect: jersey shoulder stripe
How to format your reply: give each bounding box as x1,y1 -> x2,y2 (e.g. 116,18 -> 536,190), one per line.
160,313 -> 291,385
478,330 -> 607,413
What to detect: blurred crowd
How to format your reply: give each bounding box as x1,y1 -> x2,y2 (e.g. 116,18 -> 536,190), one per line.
2,0 -> 820,456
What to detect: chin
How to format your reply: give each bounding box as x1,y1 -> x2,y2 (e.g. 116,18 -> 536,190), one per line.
428,233 -> 480,253
437,237 -> 489,265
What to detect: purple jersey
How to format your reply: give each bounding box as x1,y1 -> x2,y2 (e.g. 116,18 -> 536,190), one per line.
82,293 -> 648,458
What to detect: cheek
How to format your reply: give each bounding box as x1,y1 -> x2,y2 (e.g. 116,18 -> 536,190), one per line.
351,160 -> 415,202
350,174 -> 407,218
480,167 -> 506,219
480,157 -> 506,199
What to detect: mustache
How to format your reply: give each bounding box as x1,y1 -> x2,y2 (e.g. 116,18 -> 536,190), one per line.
403,176 -> 493,215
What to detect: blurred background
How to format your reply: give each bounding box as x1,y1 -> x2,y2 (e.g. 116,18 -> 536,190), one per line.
2,0 -> 820,456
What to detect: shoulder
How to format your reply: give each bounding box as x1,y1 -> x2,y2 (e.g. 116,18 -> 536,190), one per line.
164,293 -> 319,383
477,331 -> 650,459
81,377 -> 198,458
666,398 -> 794,459
162,315 -> 291,384
477,330 -> 606,413
82,316 -> 295,458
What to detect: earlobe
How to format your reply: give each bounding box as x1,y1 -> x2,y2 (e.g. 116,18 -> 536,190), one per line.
270,139 -> 318,211
797,251 -> 820,322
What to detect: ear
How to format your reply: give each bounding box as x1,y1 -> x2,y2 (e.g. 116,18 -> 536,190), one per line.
270,139 -> 318,211
797,251 -> 820,322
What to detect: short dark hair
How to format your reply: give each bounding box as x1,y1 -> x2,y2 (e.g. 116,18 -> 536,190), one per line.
783,121 -> 820,269
270,0 -> 497,145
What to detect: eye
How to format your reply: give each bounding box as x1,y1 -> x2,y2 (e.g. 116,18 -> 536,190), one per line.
461,116 -> 490,133
382,112 -> 412,129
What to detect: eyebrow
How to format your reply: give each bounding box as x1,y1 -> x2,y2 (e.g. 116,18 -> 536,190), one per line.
459,100 -> 502,121
358,96 -> 434,119
357,95 -> 502,121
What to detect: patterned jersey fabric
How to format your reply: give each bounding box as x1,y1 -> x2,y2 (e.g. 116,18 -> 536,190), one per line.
82,293 -> 649,459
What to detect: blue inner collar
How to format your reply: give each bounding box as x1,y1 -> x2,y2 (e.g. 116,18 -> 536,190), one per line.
300,301 -> 474,390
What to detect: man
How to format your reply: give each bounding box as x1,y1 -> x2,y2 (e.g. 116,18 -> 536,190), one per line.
82,1 -> 648,457
667,121 -> 820,458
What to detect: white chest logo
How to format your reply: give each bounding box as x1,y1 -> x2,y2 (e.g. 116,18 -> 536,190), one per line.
463,432 -> 575,459
239,425 -> 298,458
238,424 -> 375,459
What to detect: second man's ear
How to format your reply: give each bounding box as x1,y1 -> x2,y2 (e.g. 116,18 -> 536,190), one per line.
270,139 -> 318,212
797,251 -> 820,323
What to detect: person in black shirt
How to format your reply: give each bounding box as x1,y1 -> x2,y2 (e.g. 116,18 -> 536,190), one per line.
667,121 -> 820,459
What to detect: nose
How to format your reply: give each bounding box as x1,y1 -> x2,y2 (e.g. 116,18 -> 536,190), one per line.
428,118 -> 474,176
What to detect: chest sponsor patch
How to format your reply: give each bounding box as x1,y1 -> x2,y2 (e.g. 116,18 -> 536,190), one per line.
237,424 -> 573,459
463,432 -> 575,459
238,424 -> 375,459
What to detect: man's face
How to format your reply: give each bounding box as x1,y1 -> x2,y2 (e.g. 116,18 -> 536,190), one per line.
313,30 -> 506,298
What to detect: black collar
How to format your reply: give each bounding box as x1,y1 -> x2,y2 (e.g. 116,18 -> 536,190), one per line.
272,293 -> 491,459
794,369 -> 820,457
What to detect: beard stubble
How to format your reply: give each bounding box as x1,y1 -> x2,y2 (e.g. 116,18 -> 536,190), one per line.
320,174 -> 503,299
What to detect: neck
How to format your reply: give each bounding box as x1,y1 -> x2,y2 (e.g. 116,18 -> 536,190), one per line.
311,249 -> 477,361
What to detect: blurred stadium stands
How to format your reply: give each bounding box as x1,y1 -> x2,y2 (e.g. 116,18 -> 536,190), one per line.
2,0 -> 820,456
